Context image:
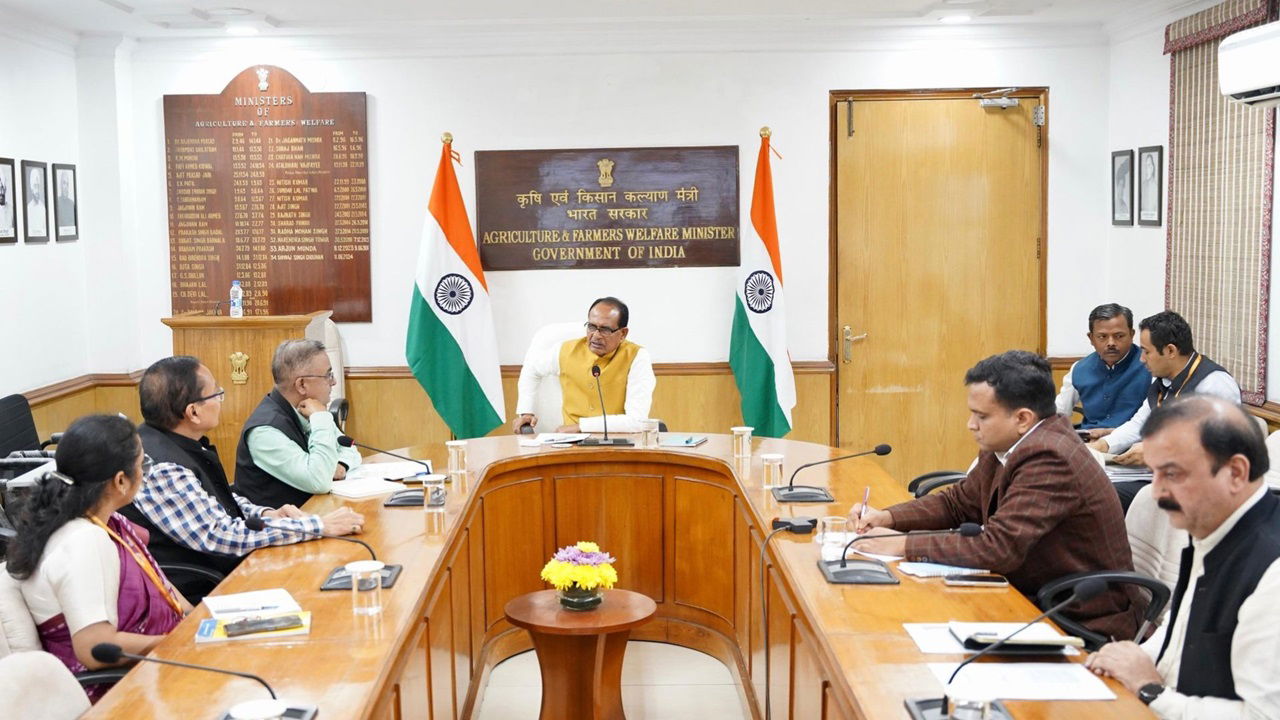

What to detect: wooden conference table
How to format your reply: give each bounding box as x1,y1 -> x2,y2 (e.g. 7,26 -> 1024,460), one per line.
86,435 -> 1151,720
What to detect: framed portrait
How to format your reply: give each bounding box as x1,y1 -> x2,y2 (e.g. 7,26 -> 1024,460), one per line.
20,160 -> 49,243
1137,145 -> 1163,227
52,163 -> 78,241
0,158 -> 15,244
1111,150 -> 1134,226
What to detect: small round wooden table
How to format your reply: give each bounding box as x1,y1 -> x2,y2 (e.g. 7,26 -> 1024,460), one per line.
504,589 -> 657,720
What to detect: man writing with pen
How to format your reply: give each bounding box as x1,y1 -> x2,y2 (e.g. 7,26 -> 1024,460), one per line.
848,351 -> 1146,640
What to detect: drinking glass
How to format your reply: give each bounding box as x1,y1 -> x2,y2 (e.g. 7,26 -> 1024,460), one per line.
760,453 -> 783,489
347,559 -> 385,616
731,426 -> 753,458
446,440 -> 468,482
422,473 -> 447,514
641,418 -> 660,448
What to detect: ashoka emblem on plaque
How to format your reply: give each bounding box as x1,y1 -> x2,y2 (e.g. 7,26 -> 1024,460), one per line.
434,273 -> 474,315
744,270 -> 775,313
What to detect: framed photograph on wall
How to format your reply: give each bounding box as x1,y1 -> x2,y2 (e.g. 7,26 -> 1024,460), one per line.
1137,145 -> 1163,227
0,158 -> 16,244
1112,150 -> 1134,226
52,163 -> 78,241
20,160 -> 49,243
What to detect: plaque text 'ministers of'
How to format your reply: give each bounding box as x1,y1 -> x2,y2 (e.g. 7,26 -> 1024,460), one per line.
163,65 -> 372,321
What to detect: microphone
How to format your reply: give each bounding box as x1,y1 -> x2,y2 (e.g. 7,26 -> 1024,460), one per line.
771,444 -> 892,503
337,435 -> 431,472
579,364 -> 633,447
245,516 -> 402,592
909,578 -> 1107,718
90,642 -> 276,698
840,522 -> 982,568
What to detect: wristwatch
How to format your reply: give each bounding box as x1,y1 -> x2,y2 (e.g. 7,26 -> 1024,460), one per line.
1138,683 -> 1166,705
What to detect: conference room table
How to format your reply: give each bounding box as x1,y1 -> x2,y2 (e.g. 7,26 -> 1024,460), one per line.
85,434 -> 1152,720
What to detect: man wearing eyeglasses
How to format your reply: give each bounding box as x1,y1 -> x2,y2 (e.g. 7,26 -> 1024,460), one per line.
123,356 -> 364,599
513,297 -> 656,434
235,339 -> 363,508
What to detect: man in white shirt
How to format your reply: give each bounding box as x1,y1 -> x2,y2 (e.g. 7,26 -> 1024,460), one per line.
512,297 -> 656,434
1086,395 -> 1280,719
1088,311 -> 1240,511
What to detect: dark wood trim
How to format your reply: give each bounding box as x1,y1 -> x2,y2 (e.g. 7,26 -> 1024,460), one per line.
830,87 -> 1049,102
346,361 -> 837,381
1250,401 -> 1280,426
22,371 -> 145,406
1048,356 -> 1083,371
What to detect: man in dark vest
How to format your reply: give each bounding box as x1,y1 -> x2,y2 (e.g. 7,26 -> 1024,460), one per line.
1086,395 -> 1279,717
124,356 -> 364,597
1054,303 -> 1151,437
235,339 -> 362,508
1090,310 -> 1241,511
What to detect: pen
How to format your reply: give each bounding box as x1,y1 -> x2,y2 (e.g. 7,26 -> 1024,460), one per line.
685,436 -> 695,445
217,604 -> 280,614
859,486 -> 870,524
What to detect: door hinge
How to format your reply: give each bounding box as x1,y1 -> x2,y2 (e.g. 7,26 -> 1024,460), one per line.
1036,237 -> 1042,260
1032,105 -> 1046,126
846,100 -> 855,137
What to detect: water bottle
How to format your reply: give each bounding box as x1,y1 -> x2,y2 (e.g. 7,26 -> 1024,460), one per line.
229,280 -> 244,318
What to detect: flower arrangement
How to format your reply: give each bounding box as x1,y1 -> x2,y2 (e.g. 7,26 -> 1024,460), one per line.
540,541 -> 618,600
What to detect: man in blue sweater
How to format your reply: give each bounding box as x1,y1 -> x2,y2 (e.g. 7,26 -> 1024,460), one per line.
1054,303 -> 1151,440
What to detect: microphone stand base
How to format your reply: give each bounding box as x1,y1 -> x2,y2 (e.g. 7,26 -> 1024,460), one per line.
817,558 -> 899,584
904,697 -> 1012,720
772,485 -> 835,503
320,563 -> 404,591
219,704 -> 318,720
579,437 -> 635,447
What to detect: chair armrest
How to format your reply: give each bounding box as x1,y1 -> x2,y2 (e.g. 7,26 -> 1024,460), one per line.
75,667 -> 130,688
907,471 -> 966,498
1036,570 -> 1172,649
158,562 -> 226,586
39,432 -> 64,450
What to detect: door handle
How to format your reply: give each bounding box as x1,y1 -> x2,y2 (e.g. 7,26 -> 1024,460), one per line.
842,326 -> 867,363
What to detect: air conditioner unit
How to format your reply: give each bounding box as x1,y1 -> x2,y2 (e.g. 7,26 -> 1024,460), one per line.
1220,20 -> 1280,107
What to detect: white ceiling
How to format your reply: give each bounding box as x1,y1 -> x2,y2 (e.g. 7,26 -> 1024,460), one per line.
0,0 -> 1213,38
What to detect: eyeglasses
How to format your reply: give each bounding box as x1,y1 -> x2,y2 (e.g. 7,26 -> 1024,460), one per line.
296,370 -> 336,383
193,387 -> 225,404
584,322 -> 622,337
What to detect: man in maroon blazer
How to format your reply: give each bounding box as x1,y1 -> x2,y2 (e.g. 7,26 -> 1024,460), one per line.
853,350 -> 1146,640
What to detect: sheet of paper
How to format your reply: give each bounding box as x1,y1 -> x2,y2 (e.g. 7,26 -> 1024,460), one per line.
204,589 -> 300,620
518,432 -> 591,447
898,562 -> 990,578
947,621 -> 1070,644
926,662 -> 1115,701
814,532 -> 903,563
331,476 -> 404,499
348,460 -> 431,480
904,623 -> 1077,656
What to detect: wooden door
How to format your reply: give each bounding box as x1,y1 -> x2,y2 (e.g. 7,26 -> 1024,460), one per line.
833,90 -> 1045,481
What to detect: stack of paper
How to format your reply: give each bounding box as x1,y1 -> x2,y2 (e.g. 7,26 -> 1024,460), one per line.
331,476 -> 405,498
947,621 -> 1085,650
348,460 -> 431,480
198,589 -> 311,643
518,433 -> 590,447
898,562 -> 990,578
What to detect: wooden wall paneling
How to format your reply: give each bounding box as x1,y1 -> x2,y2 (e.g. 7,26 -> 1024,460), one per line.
467,504 -> 488,676
733,498 -> 753,671
552,470 -> 664,600
94,385 -> 142,421
425,572 -> 457,720
748,526 -> 767,709
481,478 -> 548,628
448,529 -> 473,712
766,566 -> 797,720
344,376 -> 453,451
672,475 -> 736,630
28,388 -> 96,441
792,623 -> 826,720
397,621 -> 430,720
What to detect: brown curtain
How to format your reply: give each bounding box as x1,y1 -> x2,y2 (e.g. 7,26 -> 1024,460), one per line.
1164,0 -> 1275,405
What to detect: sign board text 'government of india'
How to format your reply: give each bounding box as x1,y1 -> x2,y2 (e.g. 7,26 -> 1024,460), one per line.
475,146 -> 739,270
163,65 -> 372,321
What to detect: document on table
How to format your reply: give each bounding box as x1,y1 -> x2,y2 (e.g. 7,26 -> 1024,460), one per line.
518,433 -> 590,447
927,662 -> 1115,701
331,476 -> 405,498
348,460 -> 431,480
204,589 -> 301,621
814,531 -> 903,563
897,562 -> 990,578
903,623 -> 1078,656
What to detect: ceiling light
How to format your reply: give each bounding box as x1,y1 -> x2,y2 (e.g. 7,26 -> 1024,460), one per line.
940,13 -> 973,24
225,23 -> 259,36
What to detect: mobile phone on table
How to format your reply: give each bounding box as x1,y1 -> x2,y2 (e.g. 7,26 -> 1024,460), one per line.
1076,429 -> 1093,440
943,573 -> 1009,587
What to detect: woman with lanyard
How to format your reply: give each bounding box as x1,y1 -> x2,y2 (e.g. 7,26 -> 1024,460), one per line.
6,414 -> 191,701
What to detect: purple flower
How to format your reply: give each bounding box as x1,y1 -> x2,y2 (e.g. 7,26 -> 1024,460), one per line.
552,544 -> 615,566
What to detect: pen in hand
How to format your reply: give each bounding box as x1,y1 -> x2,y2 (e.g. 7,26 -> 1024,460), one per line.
858,486 -> 870,529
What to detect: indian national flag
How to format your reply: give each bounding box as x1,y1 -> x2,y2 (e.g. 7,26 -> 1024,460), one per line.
406,136 -> 505,438
729,129 -> 795,438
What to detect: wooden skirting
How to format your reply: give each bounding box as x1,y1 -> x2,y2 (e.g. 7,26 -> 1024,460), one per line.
22,371 -> 144,406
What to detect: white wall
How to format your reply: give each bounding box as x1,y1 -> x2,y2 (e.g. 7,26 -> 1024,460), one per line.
120,26 -> 1112,370
0,21 -> 90,393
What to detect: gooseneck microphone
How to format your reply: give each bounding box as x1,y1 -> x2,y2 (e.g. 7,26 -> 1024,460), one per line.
772,443 -> 892,503
337,435 -> 431,472
90,642 -> 276,698
840,522 -> 982,568
244,516 -> 379,561
579,364 -> 634,447
910,578 -> 1107,718
246,516 -> 402,592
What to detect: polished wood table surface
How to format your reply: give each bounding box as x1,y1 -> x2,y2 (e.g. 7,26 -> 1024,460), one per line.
505,589 -> 657,720
82,434 -> 1151,720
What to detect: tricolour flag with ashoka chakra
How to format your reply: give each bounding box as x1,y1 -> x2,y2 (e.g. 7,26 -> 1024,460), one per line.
406,134 -> 505,438
729,128 -> 796,438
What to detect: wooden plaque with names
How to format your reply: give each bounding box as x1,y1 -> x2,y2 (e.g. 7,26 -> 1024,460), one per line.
475,146 -> 739,271
163,65 -> 371,321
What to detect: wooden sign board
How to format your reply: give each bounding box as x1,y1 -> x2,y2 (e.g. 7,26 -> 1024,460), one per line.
163,65 -> 372,321
475,146 -> 739,271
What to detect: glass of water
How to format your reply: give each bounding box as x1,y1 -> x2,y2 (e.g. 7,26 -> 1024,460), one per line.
731,426 -> 753,458
760,453 -> 783,489
641,418 -> 660,448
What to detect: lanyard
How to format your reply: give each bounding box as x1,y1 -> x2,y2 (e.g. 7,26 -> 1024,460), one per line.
88,516 -> 184,616
1158,354 -> 1203,407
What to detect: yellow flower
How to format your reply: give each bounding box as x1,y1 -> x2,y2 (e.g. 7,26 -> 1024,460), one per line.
539,558 -> 617,591
575,541 -> 600,553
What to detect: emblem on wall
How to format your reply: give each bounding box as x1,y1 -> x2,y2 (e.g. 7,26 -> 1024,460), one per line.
744,270 -> 775,313
256,67 -> 270,92
596,158 -> 615,188
229,351 -> 250,385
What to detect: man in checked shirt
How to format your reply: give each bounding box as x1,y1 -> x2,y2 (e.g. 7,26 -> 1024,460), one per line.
120,356 -> 363,600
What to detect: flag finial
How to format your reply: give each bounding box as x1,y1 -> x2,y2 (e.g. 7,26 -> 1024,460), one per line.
441,132 -> 453,144
759,126 -> 771,138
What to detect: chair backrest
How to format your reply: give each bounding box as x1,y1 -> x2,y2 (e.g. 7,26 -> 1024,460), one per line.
0,395 -> 40,459
0,650 -> 90,719
1265,429 -> 1280,490
0,564 -> 41,658
1125,484 -> 1185,593
523,322 -> 585,434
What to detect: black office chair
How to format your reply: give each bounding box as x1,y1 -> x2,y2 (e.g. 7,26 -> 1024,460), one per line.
0,395 -> 61,458
1035,570 -> 1172,650
907,470 -> 966,498
329,397 -> 350,432
158,562 -> 226,606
